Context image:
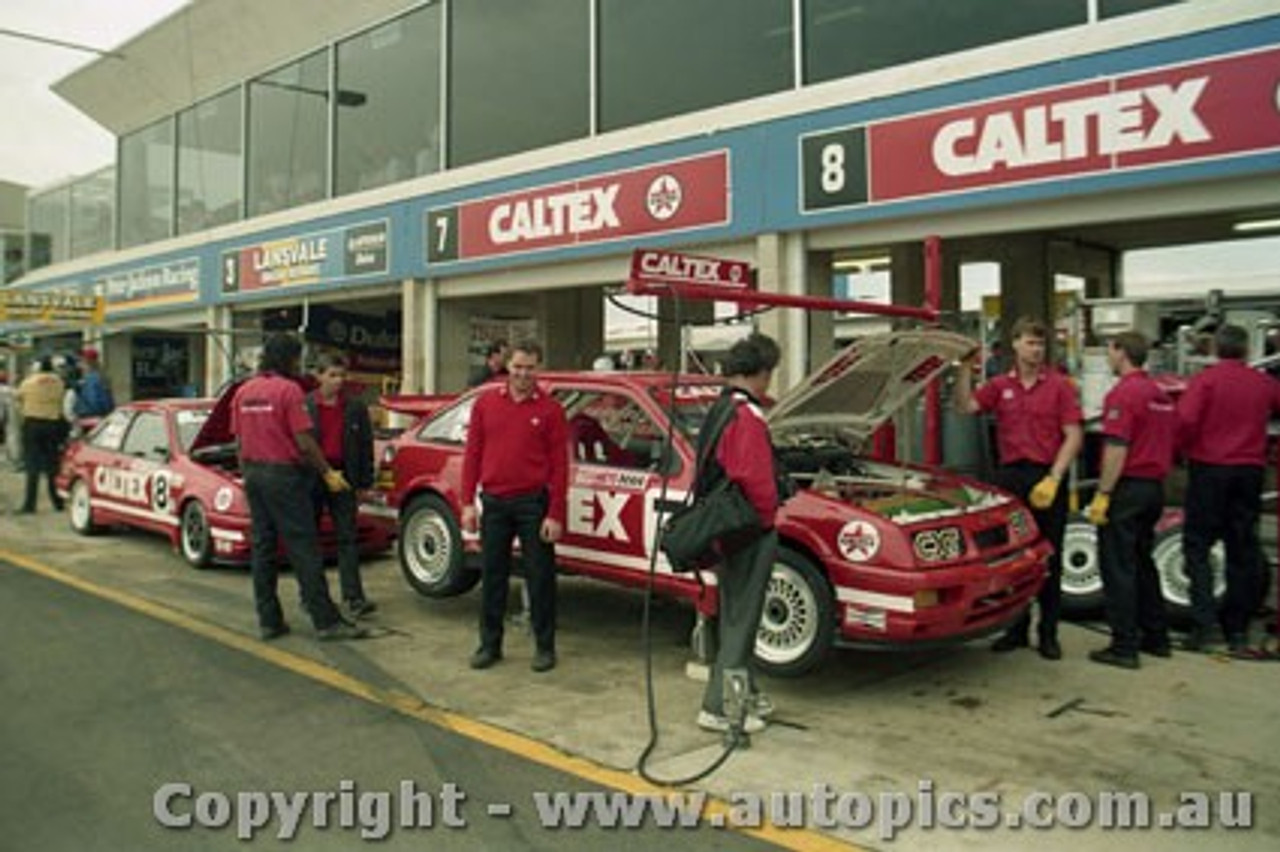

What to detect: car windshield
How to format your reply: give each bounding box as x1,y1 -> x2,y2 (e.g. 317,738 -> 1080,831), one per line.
174,407 -> 213,452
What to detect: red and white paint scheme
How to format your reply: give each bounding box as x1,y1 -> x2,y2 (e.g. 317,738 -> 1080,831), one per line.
374,331 -> 1050,676
56,396 -> 394,568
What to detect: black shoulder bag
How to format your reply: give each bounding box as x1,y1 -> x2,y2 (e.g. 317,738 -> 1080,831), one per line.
659,393 -> 763,572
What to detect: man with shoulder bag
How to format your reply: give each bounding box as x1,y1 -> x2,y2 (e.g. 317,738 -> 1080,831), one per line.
687,333 -> 785,735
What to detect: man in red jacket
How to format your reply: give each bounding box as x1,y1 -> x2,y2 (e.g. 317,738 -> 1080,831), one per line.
461,340 -> 569,673
1177,324 -> 1280,652
697,333 -> 783,734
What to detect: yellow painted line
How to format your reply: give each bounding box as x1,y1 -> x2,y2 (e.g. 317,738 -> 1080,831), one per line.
0,547 -> 861,852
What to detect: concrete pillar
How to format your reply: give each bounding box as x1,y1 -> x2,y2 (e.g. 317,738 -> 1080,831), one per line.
755,232 -> 809,391
205,305 -> 231,395
437,297 -> 473,392
401,277 -> 430,394
806,248 -> 836,372
656,292 -> 713,372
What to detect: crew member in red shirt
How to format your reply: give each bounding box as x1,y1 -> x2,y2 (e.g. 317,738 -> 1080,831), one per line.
1085,331 -> 1177,669
462,339 -> 568,673
956,316 -> 1083,660
231,333 -> 366,642
1177,323 -> 1280,652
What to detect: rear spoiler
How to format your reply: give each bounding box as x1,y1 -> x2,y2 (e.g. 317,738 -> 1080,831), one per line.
379,393 -> 458,420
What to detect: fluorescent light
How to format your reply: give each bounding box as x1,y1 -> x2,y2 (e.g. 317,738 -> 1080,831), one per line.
1233,218 -> 1280,233
832,256 -> 891,272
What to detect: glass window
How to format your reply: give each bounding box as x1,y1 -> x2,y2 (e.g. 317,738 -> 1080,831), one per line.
598,0 -> 792,131
70,168 -> 115,258
121,411 -> 171,461
448,0 -> 589,167
1099,0 -> 1182,19
3,232 -> 23,283
335,4 -> 443,196
174,407 -> 212,452
419,396 -> 475,445
177,88 -> 243,235
118,117 -> 176,248
90,410 -> 133,453
26,186 -> 70,268
804,0 -> 1086,84
561,391 -> 660,471
247,49 -> 330,217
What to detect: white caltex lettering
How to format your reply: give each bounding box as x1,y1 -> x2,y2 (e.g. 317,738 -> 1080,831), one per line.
932,78 -> 1210,176
93,466 -> 151,504
638,251 -> 728,283
488,186 -> 620,245
567,487 -> 631,542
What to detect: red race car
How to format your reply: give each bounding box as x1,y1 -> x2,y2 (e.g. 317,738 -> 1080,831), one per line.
56,395 -> 394,568
371,331 -> 1050,676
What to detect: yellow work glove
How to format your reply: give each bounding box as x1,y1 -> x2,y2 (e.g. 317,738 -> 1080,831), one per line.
323,469 -> 351,493
1028,475 -> 1060,510
1085,493 -> 1111,526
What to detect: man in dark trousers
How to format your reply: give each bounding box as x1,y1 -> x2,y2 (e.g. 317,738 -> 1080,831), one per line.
461,339 -> 568,673
467,339 -> 509,387
15,357 -> 67,514
697,332 -> 783,734
1085,330 -> 1177,669
231,334 -> 366,642
1177,323 -> 1280,652
308,352 -> 377,619
955,316 -> 1082,660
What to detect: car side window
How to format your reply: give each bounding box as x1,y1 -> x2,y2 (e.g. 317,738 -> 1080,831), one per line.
562,391 -> 657,471
89,409 -> 132,452
120,411 -> 170,461
419,396 -> 476,445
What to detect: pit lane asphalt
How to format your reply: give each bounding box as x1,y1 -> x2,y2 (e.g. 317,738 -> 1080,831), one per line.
2,468 -> 1278,851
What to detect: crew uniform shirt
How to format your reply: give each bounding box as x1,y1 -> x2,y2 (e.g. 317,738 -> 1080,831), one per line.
231,372 -> 312,464
973,369 -> 1082,465
1100,370 -> 1177,480
15,372 -> 66,421
315,395 -> 346,465
1178,359 -> 1280,467
461,384 -> 569,525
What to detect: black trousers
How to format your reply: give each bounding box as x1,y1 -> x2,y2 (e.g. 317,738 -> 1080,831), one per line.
1183,462 -> 1264,638
21,418 -> 65,512
993,462 -> 1067,639
479,492 -> 556,654
312,477 -> 365,603
702,529 -> 777,715
1098,477 -> 1168,655
244,463 -> 342,631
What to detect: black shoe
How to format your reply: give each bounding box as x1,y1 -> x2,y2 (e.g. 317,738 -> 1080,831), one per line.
1038,635 -> 1062,660
991,632 -> 1029,653
317,620 -> 370,641
1140,639 -> 1172,658
1089,647 -> 1140,670
531,649 -> 556,673
1226,633 -> 1249,654
260,623 -> 291,641
470,647 -> 502,669
344,598 -> 378,619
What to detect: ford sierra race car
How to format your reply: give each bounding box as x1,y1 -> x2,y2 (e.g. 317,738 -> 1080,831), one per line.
56,396 -> 394,568
371,331 -> 1050,676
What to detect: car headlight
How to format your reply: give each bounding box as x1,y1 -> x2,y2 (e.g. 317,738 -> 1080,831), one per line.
1009,510 -> 1030,540
912,527 -> 966,563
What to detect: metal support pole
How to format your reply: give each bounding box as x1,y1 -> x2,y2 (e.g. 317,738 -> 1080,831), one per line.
923,236 -> 943,466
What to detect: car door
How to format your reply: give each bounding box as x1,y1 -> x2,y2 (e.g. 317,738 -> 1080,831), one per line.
111,409 -> 179,533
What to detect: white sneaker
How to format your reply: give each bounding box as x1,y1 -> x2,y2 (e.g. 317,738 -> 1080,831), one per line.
697,709 -> 766,734
749,692 -> 775,719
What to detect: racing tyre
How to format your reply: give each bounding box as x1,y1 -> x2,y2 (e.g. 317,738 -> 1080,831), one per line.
1059,517 -> 1105,617
180,500 -> 213,569
398,494 -> 479,597
754,548 -> 835,678
68,479 -> 100,535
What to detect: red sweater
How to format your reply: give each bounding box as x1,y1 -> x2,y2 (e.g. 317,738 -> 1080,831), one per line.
461,384 -> 569,524
716,393 -> 779,528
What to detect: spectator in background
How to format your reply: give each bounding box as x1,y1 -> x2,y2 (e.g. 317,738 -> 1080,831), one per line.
467,339 -> 509,388
75,348 -> 114,418
1085,331 -> 1177,670
983,340 -> 1007,380
306,352 -> 378,619
1177,324 -> 1280,652
15,357 -> 66,514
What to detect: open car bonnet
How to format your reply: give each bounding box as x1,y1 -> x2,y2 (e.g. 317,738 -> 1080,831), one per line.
767,330 -> 978,448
